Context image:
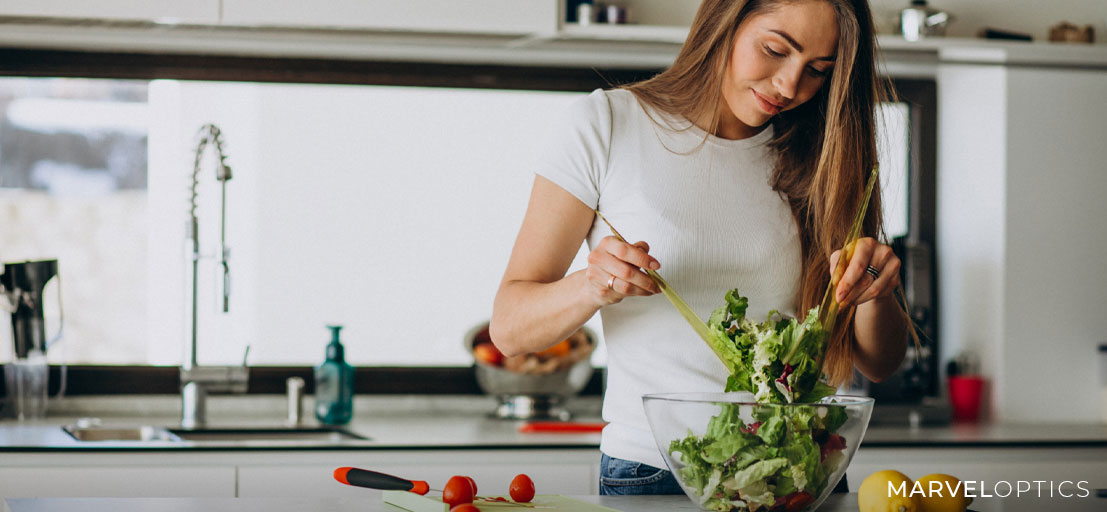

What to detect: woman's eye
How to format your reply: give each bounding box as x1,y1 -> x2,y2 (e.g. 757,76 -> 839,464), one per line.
807,66 -> 831,78
763,45 -> 785,58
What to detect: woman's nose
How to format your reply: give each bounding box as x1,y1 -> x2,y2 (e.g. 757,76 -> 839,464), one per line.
772,66 -> 803,100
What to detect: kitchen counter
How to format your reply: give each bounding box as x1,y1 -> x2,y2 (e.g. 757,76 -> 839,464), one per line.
2,396 -> 1105,501
2,395 -> 1107,451
5,493 -> 1107,512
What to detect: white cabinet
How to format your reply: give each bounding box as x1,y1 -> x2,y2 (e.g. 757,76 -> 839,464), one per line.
220,0 -> 559,36
0,456 -> 235,497
0,0 -> 220,24
0,449 -> 599,498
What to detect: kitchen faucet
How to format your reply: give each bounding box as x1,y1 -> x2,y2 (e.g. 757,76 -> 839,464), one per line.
180,124 -> 248,429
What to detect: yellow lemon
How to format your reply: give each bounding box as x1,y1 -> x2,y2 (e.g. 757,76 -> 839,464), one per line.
858,470 -> 919,512
916,473 -> 973,512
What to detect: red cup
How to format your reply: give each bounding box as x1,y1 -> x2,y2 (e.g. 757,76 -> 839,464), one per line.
948,375 -> 985,422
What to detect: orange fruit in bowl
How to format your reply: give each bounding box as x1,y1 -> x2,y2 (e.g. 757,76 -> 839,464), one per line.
534,339 -> 571,359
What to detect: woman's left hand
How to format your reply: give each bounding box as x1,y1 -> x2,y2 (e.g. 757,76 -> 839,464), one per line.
829,237 -> 901,307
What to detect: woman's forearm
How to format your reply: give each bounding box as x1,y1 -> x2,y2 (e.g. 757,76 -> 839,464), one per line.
851,293 -> 908,382
490,269 -> 602,357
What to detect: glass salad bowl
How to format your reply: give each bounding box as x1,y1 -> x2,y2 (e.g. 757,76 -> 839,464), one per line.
643,392 -> 874,512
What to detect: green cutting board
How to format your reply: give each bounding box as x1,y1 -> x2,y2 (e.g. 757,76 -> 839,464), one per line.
382,490 -> 619,512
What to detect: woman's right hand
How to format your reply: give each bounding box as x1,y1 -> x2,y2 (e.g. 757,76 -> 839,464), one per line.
585,236 -> 661,306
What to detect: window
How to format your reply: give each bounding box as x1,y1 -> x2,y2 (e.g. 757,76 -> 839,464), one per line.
0,78 -> 149,365
2,77 -> 605,367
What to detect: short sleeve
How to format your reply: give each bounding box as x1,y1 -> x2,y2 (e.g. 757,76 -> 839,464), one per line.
534,89 -> 613,209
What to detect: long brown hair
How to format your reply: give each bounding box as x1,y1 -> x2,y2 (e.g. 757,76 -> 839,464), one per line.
623,0 -> 896,386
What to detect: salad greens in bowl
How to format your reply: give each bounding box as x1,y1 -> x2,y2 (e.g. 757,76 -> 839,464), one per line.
640,288 -> 875,511
643,392 -> 873,512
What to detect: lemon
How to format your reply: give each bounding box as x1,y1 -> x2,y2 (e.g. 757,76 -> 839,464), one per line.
858,470 -> 919,512
916,474 -> 973,512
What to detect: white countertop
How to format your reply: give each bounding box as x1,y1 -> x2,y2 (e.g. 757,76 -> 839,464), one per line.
2,394 -> 1106,451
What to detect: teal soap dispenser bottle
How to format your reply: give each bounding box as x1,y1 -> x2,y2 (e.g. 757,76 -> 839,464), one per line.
315,324 -> 354,425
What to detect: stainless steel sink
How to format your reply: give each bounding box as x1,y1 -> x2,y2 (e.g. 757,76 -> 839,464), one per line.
63,425 -> 181,442
167,427 -> 368,442
63,425 -> 368,443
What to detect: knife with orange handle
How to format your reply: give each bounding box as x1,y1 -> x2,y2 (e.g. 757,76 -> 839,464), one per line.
334,467 -> 430,495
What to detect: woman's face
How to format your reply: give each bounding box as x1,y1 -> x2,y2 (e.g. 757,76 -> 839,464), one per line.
716,0 -> 839,140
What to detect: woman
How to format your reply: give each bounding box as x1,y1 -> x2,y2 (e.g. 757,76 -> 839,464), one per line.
490,0 -> 908,496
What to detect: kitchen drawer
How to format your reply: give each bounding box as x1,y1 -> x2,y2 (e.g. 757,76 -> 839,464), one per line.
0,0 -> 220,23
0,465 -> 235,497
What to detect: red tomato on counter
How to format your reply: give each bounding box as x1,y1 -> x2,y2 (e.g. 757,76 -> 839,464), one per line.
443,475 -> 474,507
463,476 -> 478,495
509,474 -> 535,503
450,505 -> 480,512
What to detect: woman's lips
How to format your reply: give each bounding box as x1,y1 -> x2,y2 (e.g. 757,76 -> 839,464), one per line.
753,90 -> 784,115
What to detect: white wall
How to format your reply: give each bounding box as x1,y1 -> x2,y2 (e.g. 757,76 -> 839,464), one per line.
935,65 -> 1007,419
937,63 -> 1107,423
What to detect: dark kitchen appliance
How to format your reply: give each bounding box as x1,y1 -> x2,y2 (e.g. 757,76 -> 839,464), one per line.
859,80 -> 948,425
1,259 -> 62,419
1,260 -> 59,358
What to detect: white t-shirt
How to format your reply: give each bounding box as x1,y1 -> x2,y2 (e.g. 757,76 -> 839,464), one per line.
535,88 -> 802,468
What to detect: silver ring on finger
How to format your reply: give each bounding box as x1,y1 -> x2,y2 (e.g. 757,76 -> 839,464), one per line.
606,275 -> 617,290
865,265 -> 881,280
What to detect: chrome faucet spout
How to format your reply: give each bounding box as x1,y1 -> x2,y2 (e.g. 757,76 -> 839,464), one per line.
181,124 -> 247,429
187,124 -> 233,369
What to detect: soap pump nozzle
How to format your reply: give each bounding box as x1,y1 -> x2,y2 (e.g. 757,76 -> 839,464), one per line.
326,325 -> 345,360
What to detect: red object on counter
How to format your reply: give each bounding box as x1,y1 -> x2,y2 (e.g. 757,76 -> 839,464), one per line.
509,474 -> 535,503
948,375 -> 985,422
517,421 -> 606,433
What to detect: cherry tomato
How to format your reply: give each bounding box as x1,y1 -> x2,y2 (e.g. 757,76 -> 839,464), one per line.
784,491 -> 814,511
443,475 -> 474,507
472,342 -> 504,366
509,473 -> 535,503
450,505 -> 480,512
463,475 -> 478,495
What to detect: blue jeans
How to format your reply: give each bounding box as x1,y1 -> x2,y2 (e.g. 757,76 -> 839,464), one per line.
598,453 -> 851,496
598,453 -> 684,495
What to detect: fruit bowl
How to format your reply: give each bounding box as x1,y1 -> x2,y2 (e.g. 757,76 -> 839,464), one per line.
643,392 -> 874,512
465,322 -> 596,420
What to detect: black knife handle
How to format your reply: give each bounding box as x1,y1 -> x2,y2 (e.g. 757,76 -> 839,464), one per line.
334,467 -> 429,494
